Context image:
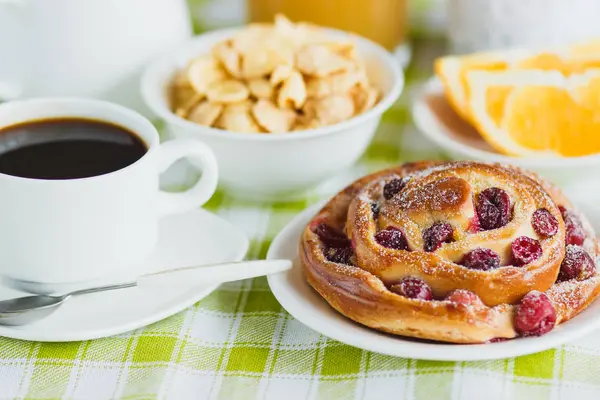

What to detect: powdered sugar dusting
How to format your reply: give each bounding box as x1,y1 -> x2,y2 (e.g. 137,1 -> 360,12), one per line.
397,176 -> 470,213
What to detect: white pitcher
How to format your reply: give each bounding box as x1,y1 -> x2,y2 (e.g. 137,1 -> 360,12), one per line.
0,0 -> 192,113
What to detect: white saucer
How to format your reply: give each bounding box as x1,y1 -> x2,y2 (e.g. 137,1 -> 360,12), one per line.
0,209 -> 248,342
267,203 -> 600,361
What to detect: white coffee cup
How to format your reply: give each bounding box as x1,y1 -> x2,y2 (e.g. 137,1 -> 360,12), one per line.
0,98 -> 218,287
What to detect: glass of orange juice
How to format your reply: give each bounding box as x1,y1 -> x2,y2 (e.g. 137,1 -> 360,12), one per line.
247,0 -> 408,60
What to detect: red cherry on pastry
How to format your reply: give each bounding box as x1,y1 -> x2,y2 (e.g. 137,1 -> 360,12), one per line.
511,236 -> 542,266
445,289 -> 482,306
390,277 -> 433,300
324,247 -> 353,265
558,245 -> 596,282
383,178 -> 406,200
531,208 -> 559,238
559,206 -> 586,246
422,222 -> 454,252
460,248 -> 500,271
476,187 -> 511,230
514,291 -> 556,336
375,227 -> 409,250
313,223 -> 350,248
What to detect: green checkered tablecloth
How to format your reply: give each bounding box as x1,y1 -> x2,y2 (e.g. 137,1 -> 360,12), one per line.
1,33 -> 600,400
2,39 -> 600,400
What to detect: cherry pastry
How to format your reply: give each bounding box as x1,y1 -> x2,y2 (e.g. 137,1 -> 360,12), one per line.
301,161 -> 600,344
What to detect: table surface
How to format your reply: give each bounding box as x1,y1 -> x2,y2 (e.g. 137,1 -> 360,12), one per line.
1,31 -> 600,400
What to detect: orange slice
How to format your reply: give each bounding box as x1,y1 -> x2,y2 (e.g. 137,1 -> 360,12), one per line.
434,50 -> 526,122
467,69 -> 600,157
435,43 -> 600,122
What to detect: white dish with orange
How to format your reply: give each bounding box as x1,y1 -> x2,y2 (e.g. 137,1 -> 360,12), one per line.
142,16 -> 403,201
413,43 -> 600,185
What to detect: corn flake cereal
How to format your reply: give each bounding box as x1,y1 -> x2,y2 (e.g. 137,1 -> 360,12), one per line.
187,101 -> 223,126
206,80 -> 249,103
270,64 -> 295,86
304,94 -> 355,126
248,78 -> 274,99
187,56 -> 226,95
169,14 -> 379,133
252,99 -> 296,133
213,41 -> 241,78
217,101 -> 262,133
278,70 -> 307,109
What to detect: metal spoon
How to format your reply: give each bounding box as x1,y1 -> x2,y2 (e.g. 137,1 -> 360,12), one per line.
0,259 -> 292,326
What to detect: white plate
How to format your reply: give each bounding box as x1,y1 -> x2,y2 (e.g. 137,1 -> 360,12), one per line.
412,78 -> 600,185
0,209 -> 248,342
267,203 -> 600,361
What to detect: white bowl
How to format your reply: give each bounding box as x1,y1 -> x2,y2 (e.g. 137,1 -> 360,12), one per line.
141,28 -> 403,201
413,78 -> 600,186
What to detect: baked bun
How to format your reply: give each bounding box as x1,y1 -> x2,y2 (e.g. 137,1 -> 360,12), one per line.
300,161 -> 600,343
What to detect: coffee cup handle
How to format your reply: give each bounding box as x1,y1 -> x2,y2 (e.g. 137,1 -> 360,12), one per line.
156,139 -> 218,216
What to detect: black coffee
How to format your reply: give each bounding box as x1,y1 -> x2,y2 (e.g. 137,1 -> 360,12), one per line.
0,118 -> 147,179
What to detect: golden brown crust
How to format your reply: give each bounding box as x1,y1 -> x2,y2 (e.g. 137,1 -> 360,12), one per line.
301,161 -> 600,343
